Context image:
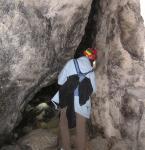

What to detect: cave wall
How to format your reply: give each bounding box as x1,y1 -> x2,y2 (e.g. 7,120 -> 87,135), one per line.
91,0 -> 145,149
0,0 -> 145,149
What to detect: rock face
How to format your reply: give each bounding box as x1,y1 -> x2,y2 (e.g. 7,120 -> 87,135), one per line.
91,0 -> 145,150
0,0 -> 92,145
17,129 -> 57,150
0,0 -> 145,149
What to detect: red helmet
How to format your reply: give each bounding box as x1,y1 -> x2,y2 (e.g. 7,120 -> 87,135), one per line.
83,48 -> 97,61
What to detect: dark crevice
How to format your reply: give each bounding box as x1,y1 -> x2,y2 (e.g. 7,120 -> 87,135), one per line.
29,82 -> 59,106
74,0 -> 100,58
11,82 -> 59,141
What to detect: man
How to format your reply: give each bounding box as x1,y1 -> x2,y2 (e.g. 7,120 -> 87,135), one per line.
52,48 -> 97,150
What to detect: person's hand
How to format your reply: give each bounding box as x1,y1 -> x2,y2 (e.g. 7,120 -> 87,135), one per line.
93,60 -> 96,69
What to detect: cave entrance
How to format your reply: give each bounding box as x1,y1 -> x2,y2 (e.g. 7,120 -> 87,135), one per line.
13,82 -> 59,140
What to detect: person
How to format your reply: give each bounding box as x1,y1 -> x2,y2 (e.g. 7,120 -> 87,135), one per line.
51,48 -> 97,150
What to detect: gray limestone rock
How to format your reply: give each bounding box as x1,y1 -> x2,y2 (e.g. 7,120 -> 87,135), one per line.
17,129 -> 57,150
89,137 -> 109,150
0,0 -> 92,144
91,0 -> 145,149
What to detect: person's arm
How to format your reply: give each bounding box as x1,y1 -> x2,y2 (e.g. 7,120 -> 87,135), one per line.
90,71 -> 97,94
90,71 -> 97,101
51,60 -> 70,109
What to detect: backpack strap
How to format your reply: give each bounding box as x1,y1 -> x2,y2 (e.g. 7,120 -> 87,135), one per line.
73,59 -> 81,75
73,59 -> 93,97
73,59 -> 94,76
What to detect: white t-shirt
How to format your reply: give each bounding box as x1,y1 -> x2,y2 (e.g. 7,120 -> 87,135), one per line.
52,56 -> 96,118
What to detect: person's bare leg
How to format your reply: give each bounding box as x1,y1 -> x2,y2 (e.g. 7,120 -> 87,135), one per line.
76,113 -> 87,150
59,107 -> 71,150
57,127 -> 61,149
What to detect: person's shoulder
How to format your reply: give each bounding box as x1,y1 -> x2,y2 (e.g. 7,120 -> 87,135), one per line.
65,58 -> 74,65
77,56 -> 89,62
62,59 -> 74,69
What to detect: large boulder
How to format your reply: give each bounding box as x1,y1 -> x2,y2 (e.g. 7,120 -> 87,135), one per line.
91,0 -> 145,149
0,0 -> 92,144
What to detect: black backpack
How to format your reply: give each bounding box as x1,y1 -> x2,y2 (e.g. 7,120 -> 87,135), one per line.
59,59 -> 93,108
73,59 -> 93,105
